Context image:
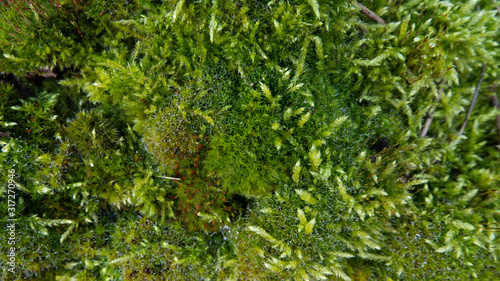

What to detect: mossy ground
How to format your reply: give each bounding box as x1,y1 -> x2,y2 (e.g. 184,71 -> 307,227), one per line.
1,0 -> 499,280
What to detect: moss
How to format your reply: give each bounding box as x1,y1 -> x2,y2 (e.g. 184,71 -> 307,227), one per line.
1,0 -> 499,280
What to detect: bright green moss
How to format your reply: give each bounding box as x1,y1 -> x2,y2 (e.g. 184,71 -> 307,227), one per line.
1,0 -> 499,280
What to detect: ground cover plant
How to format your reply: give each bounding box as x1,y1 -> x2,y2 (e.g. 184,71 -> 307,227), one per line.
1,0 -> 499,280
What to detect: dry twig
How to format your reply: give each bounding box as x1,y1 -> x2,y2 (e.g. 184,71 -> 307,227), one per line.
458,64 -> 487,136
420,82 -> 444,137
494,0 -> 500,16
358,2 -> 386,24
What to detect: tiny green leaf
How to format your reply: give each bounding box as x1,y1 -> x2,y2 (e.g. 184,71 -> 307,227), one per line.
292,160 -> 301,183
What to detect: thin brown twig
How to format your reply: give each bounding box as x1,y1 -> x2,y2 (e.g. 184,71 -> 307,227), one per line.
458,64 -> 487,136
420,82 -> 444,137
494,0 -> 500,16
358,2 -> 386,24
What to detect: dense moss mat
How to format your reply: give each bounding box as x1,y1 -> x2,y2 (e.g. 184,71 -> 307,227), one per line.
1,0 -> 499,280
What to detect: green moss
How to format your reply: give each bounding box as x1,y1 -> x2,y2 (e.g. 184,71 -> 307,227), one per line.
1,0 -> 499,280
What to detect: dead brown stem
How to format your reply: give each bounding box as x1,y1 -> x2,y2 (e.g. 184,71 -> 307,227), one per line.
494,0 -> 500,16
420,82 -> 444,137
358,2 -> 386,24
458,64 -> 487,136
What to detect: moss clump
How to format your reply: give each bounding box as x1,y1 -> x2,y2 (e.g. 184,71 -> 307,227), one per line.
1,0 -> 499,280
